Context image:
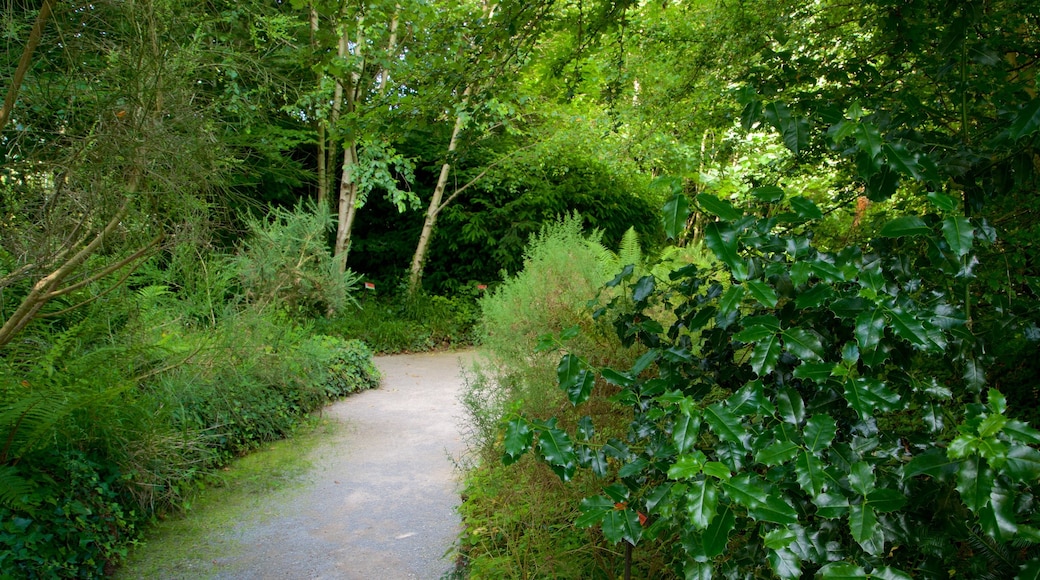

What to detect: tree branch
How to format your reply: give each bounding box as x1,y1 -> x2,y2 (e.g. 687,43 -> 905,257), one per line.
0,0 -> 55,133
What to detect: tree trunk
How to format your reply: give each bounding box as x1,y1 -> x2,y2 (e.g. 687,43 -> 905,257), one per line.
310,5 -> 328,207
334,143 -> 360,272
407,90 -> 469,293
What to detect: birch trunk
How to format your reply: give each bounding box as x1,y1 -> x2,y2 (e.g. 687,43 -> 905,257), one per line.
407,90 -> 469,293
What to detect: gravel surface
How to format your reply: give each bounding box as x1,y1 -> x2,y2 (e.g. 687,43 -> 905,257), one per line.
135,350 -> 477,580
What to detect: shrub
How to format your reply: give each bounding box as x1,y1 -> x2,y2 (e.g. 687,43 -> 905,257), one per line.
233,204 -> 360,318
505,195 -> 1040,578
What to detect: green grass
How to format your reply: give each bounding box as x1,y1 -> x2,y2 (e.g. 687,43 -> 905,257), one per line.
112,416 -> 336,579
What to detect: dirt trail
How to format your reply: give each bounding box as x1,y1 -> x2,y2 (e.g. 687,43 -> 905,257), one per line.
125,350 -> 477,580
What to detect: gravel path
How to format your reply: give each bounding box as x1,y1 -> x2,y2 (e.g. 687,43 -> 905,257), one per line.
127,350 -> 477,580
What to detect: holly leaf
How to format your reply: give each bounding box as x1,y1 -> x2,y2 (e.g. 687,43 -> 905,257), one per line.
777,388 -> 806,425
855,309 -> 886,350
804,414 -> 837,454
705,404 -> 748,451
537,423 -> 577,481
849,503 -> 878,545
768,547 -> 802,579
757,441 -> 800,466
576,495 -> 614,528
672,411 -> 701,453
703,503 -> 735,557
748,494 -> 799,525
686,480 -> 719,529
783,328 -> 825,362
942,216 -> 974,257
750,335 -> 782,377
697,193 -> 744,221
662,192 -> 690,240
880,216 -> 930,238
502,416 -> 532,464
705,222 -> 748,281
956,456 -> 994,514
751,185 -> 785,202
796,451 -> 829,496
866,488 -> 907,512
602,508 -> 643,545
790,196 -> 823,220
1008,98 -> 1040,140
819,562 -> 868,579
747,280 -> 779,308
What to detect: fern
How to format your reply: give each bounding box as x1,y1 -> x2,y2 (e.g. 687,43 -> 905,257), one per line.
0,465 -> 34,507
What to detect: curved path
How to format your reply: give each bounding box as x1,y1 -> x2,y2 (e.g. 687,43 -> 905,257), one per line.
127,350 -> 477,579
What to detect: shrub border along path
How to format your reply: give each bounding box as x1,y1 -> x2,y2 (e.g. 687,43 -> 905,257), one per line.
117,350 -> 476,579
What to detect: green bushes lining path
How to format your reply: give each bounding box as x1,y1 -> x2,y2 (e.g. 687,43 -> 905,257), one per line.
0,311 -> 379,578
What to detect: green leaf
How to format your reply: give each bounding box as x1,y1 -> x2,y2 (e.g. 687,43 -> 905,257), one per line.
796,451 -> 828,496
702,503 -> 735,557
703,462 -> 732,480
537,424 -> 577,481
1006,445 -> 1040,482
601,508 -> 643,545
873,568 -> 913,580
977,484 -> 1019,544
705,223 -> 748,281
576,495 -> 614,528
673,411 -> 701,453
632,275 -> 656,303
1008,98 -> 1040,140
662,193 -> 690,240
1005,420 -> 1040,445
704,404 -> 748,451
1016,559 -> 1040,580
883,142 -> 923,180
789,196 -> 823,220
558,354 -> 585,402
577,416 -> 595,441
855,310 -> 886,350
885,307 -> 933,350
792,362 -> 835,382
843,377 -> 901,420
502,416 -> 533,464
764,101 -> 811,155
763,528 -> 797,550
601,368 -> 636,388
819,562 -> 868,579
814,492 -> 850,519
855,122 -> 883,160
696,194 -> 743,221
756,441 -> 800,466
848,503 -> 878,544
748,494 -> 799,525
904,448 -> 961,479
768,547 -> 802,579
746,280 -> 779,307
804,415 -> 837,454
751,185 -> 785,202
734,324 -> 775,343
750,335 -> 781,377
782,328 -> 825,362
866,489 -> 907,512
776,388 -> 805,425
942,216 -> 974,257
716,285 -> 745,324
956,456 -> 994,513
927,192 -> 958,212
686,480 -> 719,529
684,561 -> 713,580
722,474 -> 769,508
669,453 -> 705,480
880,216 -> 930,238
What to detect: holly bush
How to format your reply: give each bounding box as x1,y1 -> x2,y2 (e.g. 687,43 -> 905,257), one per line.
503,188 -> 1040,577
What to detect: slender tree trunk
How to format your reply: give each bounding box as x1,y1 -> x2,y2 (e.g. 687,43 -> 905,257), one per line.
0,0 -> 55,133
407,88 -> 470,293
335,143 -> 360,272
310,5 -> 328,207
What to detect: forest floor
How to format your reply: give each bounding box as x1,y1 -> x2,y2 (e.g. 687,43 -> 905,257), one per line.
116,349 -> 478,580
